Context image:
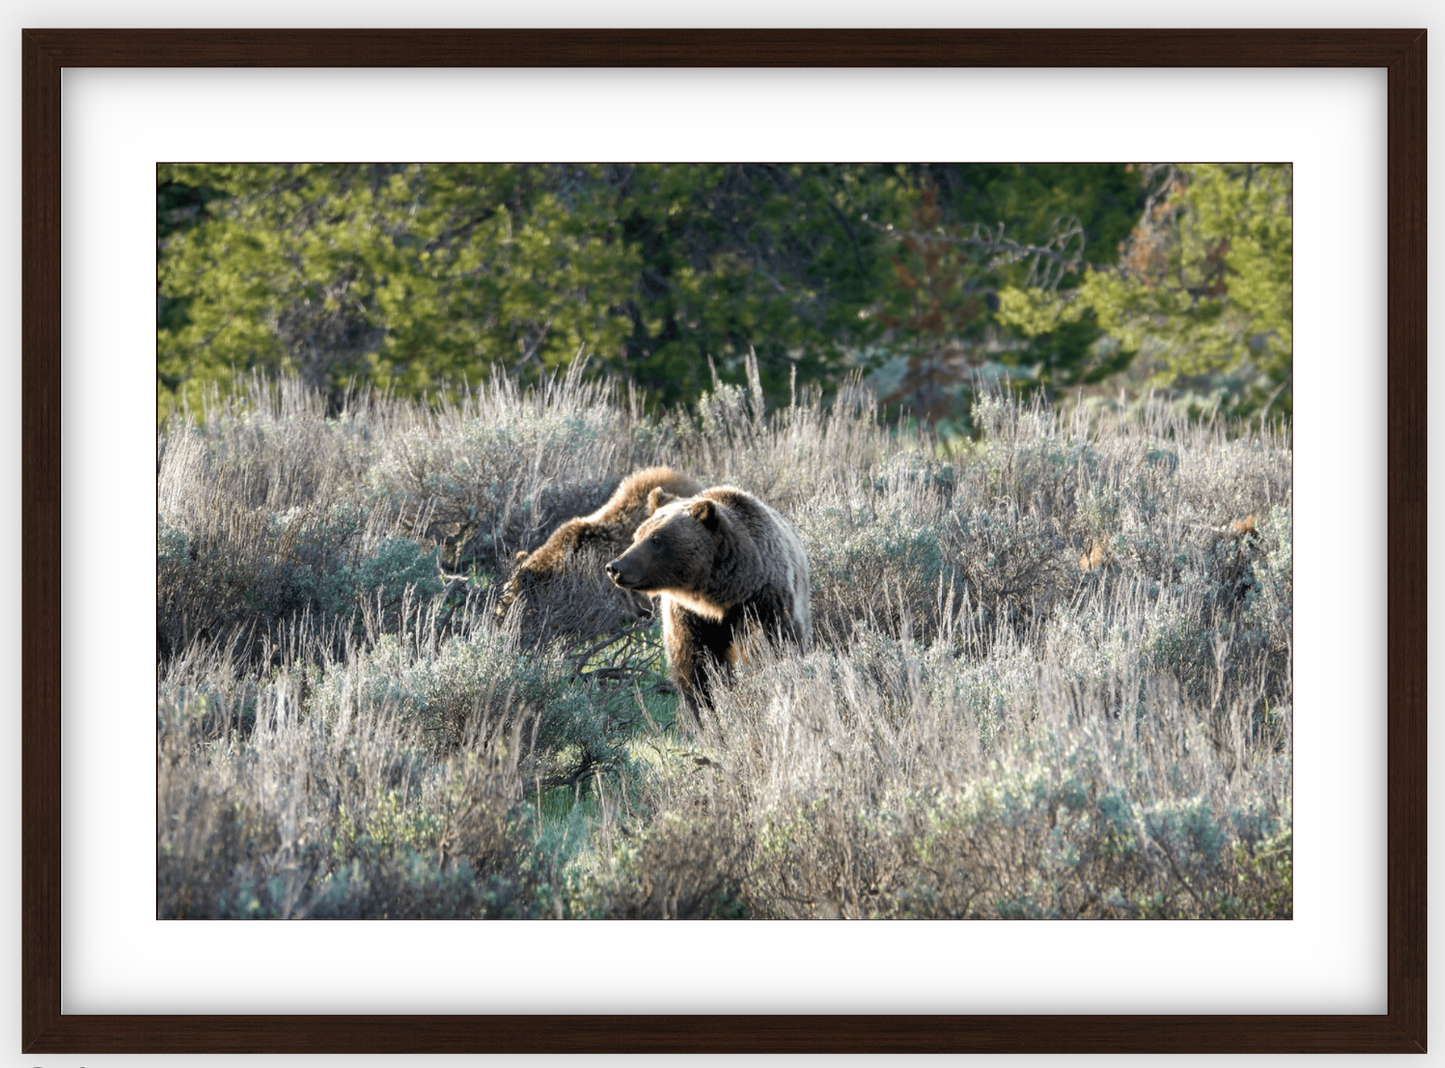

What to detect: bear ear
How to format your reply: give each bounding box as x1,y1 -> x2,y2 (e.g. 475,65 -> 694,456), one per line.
648,487 -> 678,513
690,498 -> 720,531
514,550 -> 529,561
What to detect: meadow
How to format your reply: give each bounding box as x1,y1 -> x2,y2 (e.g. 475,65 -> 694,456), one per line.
157,362 -> 1292,919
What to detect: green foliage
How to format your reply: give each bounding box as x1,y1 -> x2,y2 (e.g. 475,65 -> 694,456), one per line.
999,164 -> 1293,419
157,163 -> 907,418
612,163 -> 905,406
160,162 -> 1291,434
917,162 -> 1143,270
159,164 -> 1176,425
859,165 -> 1144,428
158,164 -> 638,418
1005,308 -> 1135,393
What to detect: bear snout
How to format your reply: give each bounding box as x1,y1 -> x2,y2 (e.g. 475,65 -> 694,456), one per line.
605,557 -> 633,588
608,539 -> 659,589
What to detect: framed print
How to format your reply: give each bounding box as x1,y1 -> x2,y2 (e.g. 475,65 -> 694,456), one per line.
22,29 -> 1425,1054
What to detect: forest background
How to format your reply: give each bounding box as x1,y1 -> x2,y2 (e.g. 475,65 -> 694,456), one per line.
158,162 -> 1292,429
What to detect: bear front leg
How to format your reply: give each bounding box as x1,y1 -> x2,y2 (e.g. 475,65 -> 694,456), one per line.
741,588 -> 805,651
663,601 -> 735,727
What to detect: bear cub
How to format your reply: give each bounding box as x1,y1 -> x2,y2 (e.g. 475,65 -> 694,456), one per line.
499,467 -> 702,635
606,484 -> 811,719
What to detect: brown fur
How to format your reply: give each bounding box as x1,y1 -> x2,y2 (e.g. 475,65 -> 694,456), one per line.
606,485 -> 811,720
498,467 -> 702,632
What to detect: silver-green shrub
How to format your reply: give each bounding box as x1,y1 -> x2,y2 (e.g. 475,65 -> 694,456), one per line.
158,370 -> 1291,919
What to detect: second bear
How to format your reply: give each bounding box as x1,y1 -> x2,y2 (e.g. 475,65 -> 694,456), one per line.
606,485 -> 812,718
498,466 -> 702,637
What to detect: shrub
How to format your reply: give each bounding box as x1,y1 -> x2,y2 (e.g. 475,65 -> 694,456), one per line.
158,374 -> 1292,920
361,366 -> 666,574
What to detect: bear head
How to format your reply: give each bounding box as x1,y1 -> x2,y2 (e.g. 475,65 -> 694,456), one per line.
605,490 -> 720,596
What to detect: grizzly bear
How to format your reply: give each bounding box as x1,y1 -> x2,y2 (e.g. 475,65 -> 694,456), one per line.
498,467 -> 702,638
606,485 -> 811,719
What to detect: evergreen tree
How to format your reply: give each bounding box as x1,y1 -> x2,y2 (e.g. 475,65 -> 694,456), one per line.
998,164 -> 1293,420
158,163 -> 1286,427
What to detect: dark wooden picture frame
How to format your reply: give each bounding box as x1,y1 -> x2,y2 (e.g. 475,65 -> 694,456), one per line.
22,29 -> 1425,1054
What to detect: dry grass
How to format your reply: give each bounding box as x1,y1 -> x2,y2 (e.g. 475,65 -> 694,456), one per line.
158,363 -> 1291,919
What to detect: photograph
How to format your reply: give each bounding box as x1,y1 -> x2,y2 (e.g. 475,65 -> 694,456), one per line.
155,161 -> 1295,921
21,24 -> 1425,1057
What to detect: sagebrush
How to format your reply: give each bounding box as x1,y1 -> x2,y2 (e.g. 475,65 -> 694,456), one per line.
158,363 -> 1290,919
